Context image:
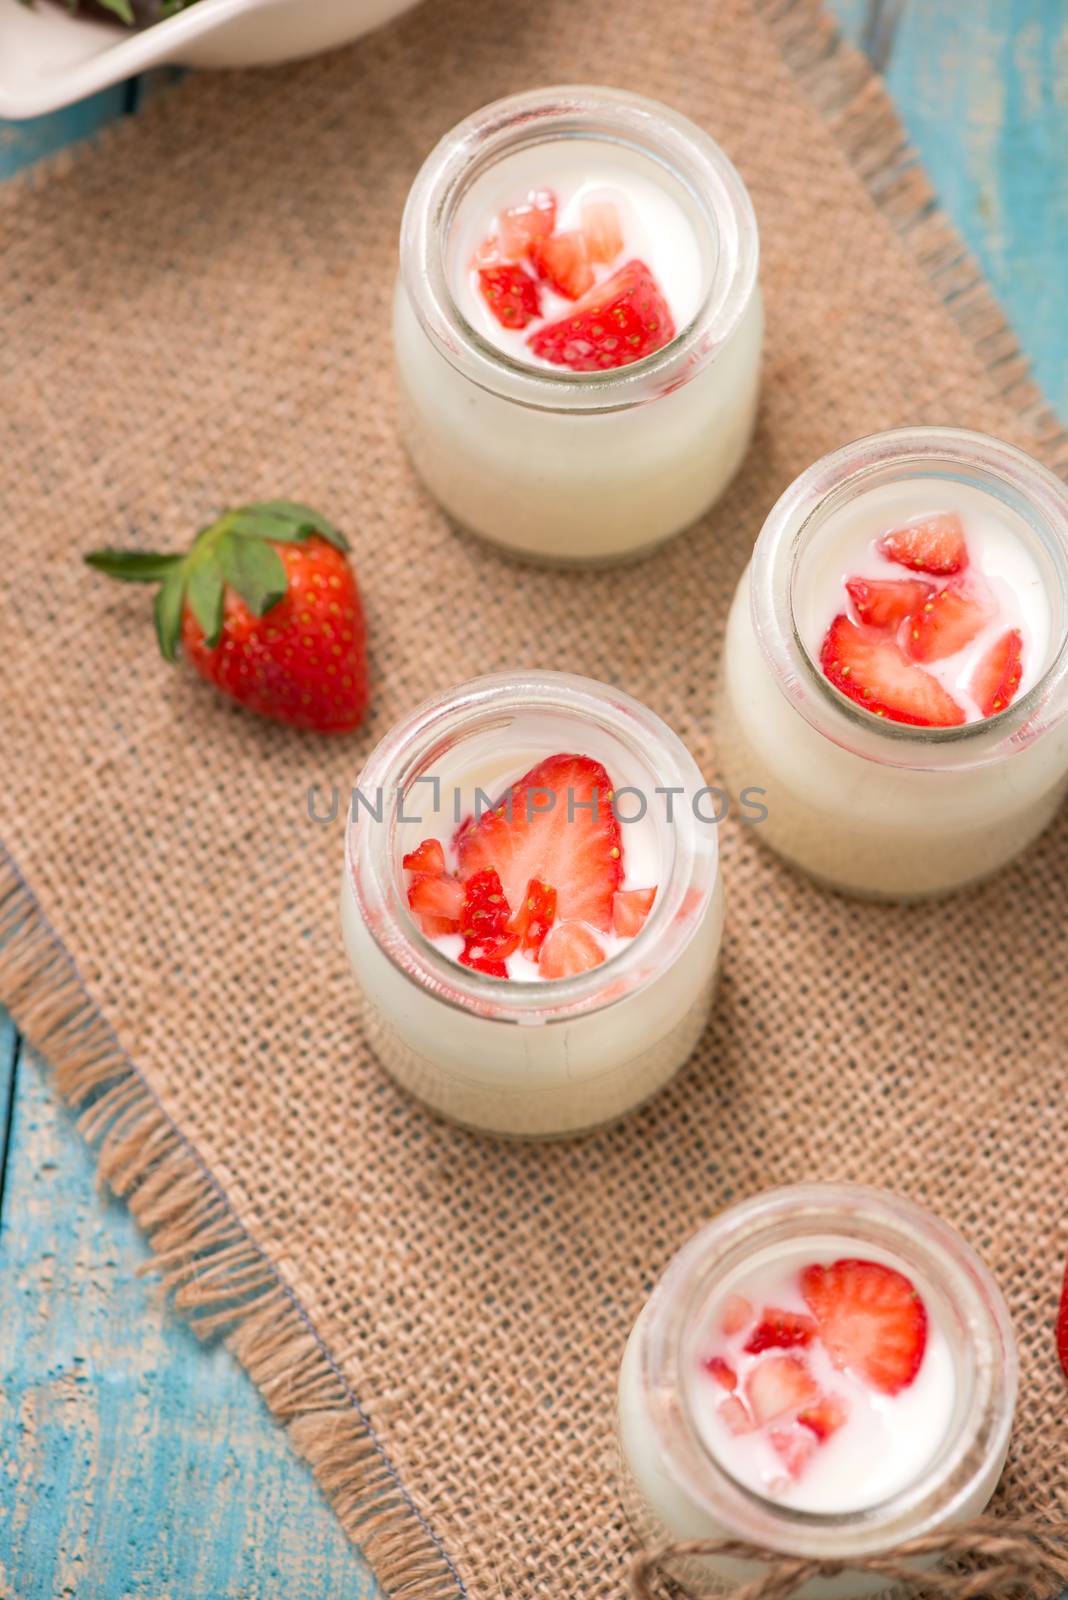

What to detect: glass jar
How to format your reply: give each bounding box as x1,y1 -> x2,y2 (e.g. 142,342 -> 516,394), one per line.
395,84 -> 762,565
618,1183 -> 1017,1600
341,671 -> 724,1137
716,427 -> 1068,898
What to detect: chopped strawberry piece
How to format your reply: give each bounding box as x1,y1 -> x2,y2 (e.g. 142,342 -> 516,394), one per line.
744,1309 -> 818,1355
456,754 -> 623,933
801,1259 -> 928,1395
703,1356 -> 738,1391
478,263 -> 542,330
745,1355 -> 819,1426
407,872 -> 464,936
499,188 -> 557,260
538,920 -> 606,979
971,627 -> 1024,717
458,951 -> 510,979
532,230 -> 595,301
458,868 -> 518,975
527,259 -> 676,372
905,575 -> 996,663
820,613 -> 966,727
798,1393 -> 850,1441
403,838 -> 446,876
471,234 -> 502,269
769,1426 -> 817,1480
1057,1255 -> 1068,1383
612,887 -> 656,938
510,877 -> 557,960
878,512 -> 968,576
581,199 -> 624,264
721,1294 -> 754,1337
718,1394 -> 754,1435
846,576 -> 935,632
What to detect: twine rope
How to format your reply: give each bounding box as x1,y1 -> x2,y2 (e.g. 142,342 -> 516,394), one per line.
629,1518 -> 1068,1600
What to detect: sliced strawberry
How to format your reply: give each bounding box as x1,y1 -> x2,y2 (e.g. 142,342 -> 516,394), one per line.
478,263 -> 542,330
471,234 -> 502,269
703,1356 -> 738,1391
878,512 -> 968,576
532,231 -> 594,301
769,1426 -> 817,1480
403,838 -> 446,876
1057,1254 -> 1068,1383
456,754 -> 623,933
538,920 -> 606,979
721,1294 -> 754,1337
745,1355 -> 819,1426
509,877 -> 557,961
499,188 -> 557,260
407,872 -> 464,937
971,627 -> 1024,717
613,887 -> 656,938
846,576 -> 935,632
744,1309 -> 818,1355
798,1393 -> 850,1442
905,575 -> 995,663
820,613 -> 966,727
582,199 -> 624,264
718,1394 -> 754,1435
801,1259 -> 928,1395
457,868 -> 518,975
527,259 -> 676,372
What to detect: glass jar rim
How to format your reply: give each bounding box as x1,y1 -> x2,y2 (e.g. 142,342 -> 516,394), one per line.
750,426 -> 1068,771
636,1182 -> 1018,1559
345,670 -> 720,1023
398,84 -> 760,414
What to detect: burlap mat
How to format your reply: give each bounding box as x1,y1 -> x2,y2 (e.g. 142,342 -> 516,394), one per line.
2,1 -> 1067,1595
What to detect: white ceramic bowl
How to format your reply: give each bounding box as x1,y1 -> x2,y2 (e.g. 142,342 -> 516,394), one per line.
0,0 -> 421,118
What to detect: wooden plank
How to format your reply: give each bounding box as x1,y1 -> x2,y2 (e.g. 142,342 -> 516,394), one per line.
0,1036 -> 381,1599
830,0 -> 1068,417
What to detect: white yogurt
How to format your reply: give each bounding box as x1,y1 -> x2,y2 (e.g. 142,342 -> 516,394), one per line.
716,432 -> 1068,898
342,672 -> 724,1137
797,479 -> 1051,722
396,87 -> 763,564
452,143 -> 704,369
687,1245 -> 955,1515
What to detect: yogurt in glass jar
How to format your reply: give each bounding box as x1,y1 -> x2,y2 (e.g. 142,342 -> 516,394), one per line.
395,85 -> 762,564
716,428 -> 1068,898
618,1184 -> 1017,1599
341,671 -> 724,1137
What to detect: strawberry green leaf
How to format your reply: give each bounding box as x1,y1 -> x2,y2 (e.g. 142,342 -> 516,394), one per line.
230,500 -> 349,552
186,562 -> 225,649
219,534 -> 288,616
85,549 -> 184,582
154,567 -> 187,663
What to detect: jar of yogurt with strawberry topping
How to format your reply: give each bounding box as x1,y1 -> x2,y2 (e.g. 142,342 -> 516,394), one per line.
340,671 -> 724,1137
618,1184 -> 1017,1600
716,427 -> 1068,898
395,86 -> 762,564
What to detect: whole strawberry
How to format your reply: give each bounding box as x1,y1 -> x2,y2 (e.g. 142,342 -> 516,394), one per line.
86,500 -> 368,734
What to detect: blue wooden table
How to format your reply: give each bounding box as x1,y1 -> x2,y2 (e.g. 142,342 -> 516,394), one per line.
2,5 -> 1066,1593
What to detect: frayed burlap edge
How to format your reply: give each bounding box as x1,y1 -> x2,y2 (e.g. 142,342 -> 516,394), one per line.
0,851 -> 467,1600
2,7 -> 1066,1599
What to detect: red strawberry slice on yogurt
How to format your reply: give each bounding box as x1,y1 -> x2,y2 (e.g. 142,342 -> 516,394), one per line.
820,613 -> 966,727
457,753 -> 623,934
905,575 -> 996,663
612,887 -> 656,937
581,199 -> 624,264
878,512 -> 968,576
499,188 -> 557,261
800,1258 -> 928,1395
532,231 -> 595,301
744,1309 -> 818,1354
845,576 -> 936,632
478,263 -> 542,330
971,627 -> 1025,717
527,259 -> 675,372
538,920 -> 606,979
745,1355 -> 819,1426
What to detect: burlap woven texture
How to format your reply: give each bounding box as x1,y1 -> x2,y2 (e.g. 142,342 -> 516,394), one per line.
1,1 -> 1066,1596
